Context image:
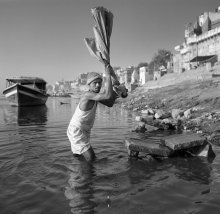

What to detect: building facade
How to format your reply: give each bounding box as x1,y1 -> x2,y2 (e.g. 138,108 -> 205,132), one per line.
174,6 -> 220,73
139,66 -> 153,85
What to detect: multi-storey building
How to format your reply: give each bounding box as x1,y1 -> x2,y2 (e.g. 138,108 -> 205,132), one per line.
174,6 -> 220,73
78,73 -> 88,85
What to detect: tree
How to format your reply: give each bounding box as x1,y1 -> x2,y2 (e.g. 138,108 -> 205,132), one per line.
136,62 -> 148,69
149,49 -> 172,71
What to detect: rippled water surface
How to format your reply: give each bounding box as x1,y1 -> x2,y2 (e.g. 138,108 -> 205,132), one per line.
1,96 -> 220,214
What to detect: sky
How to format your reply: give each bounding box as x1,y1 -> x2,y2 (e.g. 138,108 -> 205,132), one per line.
1,0 -> 220,92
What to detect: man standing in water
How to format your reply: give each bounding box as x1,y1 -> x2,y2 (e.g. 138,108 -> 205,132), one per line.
67,58 -> 117,162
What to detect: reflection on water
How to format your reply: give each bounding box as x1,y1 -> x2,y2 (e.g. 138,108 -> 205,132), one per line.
128,155 -> 212,185
65,159 -> 97,214
2,104 -> 48,126
171,157 -> 213,184
98,156 -> 214,214
63,154 -> 214,214
17,105 -> 48,126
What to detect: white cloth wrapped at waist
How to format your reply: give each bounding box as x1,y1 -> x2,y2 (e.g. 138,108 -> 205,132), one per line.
67,102 -> 97,154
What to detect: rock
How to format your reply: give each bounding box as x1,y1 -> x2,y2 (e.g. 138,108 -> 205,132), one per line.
154,113 -> 161,119
154,110 -> 163,119
183,120 -> 201,131
124,133 -> 215,160
145,124 -> 159,132
171,109 -> 184,119
141,108 -> 155,115
145,119 -> 163,129
132,122 -> 147,133
205,113 -> 210,117
154,109 -> 170,119
138,121 -> 146,128
142,115 -> 154,123
208,130 -> 220,146
194,143 -> 215,158
148,108 -> 155,115
162,118 -> 173,124
207,115 -> 213,120
184,108 -> 192,119
135,116 -> 142,122
191,117 -> 203,126
161,123 -> 176,130
142,155 -> 156,161
162,118 -> 179,129
191,106 -> 204,112
161,98 -> 167,105
175,119 -> 183,130
141,109 -> 150,114
126,150 -> 139,157
124,138 -> 174,157
160,133 -> 207,151
121,104 -> 126,108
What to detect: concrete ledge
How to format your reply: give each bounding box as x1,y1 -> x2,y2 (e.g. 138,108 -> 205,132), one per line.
124,132 -> 215,160
160,133 -> 207,151
124,138 -> 173,157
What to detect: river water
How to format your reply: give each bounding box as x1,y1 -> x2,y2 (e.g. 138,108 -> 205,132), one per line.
1,96 -> 220,214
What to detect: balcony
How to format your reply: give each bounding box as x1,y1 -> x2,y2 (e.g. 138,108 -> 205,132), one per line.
187,26 -> 220,44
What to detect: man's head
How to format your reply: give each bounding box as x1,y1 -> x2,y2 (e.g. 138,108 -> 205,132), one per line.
87,72 -> 103,93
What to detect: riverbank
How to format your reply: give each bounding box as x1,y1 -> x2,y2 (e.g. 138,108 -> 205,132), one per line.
117,69 -> 220,143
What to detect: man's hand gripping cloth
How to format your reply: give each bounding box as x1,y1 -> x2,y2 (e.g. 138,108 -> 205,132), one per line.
84,6 -> 128,98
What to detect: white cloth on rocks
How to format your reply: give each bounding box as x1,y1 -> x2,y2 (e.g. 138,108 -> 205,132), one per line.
67,102 -> 97,154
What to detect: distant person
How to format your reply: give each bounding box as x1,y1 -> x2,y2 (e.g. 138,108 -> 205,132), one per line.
67,57 -> 117,162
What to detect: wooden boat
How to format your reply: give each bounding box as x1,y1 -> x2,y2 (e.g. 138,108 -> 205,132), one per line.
3,77 -> 48,106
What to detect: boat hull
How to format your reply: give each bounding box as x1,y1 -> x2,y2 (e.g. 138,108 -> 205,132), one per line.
3,84 -> 48,106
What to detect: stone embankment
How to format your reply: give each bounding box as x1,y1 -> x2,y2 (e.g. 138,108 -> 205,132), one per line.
118,68 -> 220,146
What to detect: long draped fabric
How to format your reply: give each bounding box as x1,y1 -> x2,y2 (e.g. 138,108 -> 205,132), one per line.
84,7 -> 128,98
84,7 -> 113,64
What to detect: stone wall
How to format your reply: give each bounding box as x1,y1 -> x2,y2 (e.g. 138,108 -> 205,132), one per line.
173,53 -> 182,73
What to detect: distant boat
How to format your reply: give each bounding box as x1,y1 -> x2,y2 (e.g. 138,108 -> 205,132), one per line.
3,77 -> 48,107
